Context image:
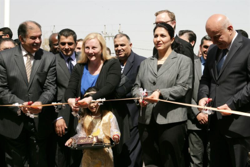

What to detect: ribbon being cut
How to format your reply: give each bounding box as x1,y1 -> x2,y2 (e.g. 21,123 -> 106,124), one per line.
3,89 -> 250,118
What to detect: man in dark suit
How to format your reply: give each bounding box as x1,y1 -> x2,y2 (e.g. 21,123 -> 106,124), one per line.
54,28 -> 81,167
198,14 -> 250,167
183,33 -> 212,167
0,21 -> 56,167
113,33 -> 145,167
49,32 -> 59,54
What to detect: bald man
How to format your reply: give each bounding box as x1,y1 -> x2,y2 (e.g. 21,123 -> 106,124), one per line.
49,33 -> 59,54
198,14 -> 250,167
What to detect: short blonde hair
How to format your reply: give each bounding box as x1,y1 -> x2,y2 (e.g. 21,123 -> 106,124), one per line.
78,33 -> 113,64
155,10 -> 176,22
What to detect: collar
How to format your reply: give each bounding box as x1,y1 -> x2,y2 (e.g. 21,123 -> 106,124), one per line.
20,45 -> 36,57
201,56 -> 206,65
60,51 -> 76,61
227,32 -> 238,51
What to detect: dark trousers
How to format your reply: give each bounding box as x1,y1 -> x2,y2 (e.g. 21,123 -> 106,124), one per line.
210,127 -> 250,167
188,130 -> 210,167
0,134 -> 6,167
114,125 -> 142,167
139,118 -> 187,167
4,119 -> 48,167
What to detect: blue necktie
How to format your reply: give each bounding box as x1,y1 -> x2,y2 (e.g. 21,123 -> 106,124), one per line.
67,57 -> 73,73
217,49 -> 228,74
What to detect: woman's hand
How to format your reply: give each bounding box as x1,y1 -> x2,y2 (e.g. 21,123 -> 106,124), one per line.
68,98 -> 79,112
144,90 -> 160,103
65,138 -> 73,147
77,96 -> 93,108
138,98 -> 148,107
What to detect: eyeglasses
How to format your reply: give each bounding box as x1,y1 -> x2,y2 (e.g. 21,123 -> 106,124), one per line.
0,35 -> 5,39
154,20 -> 173,25
59,42 -> 74,46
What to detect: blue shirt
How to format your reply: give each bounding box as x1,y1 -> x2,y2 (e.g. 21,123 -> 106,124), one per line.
81,65 -> 99,95
201,56 -> 206,74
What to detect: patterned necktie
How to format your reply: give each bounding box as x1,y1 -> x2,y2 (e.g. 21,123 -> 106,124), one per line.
217,49 -> 228,74
67,57 -> 73,73
25,53 -> 32,82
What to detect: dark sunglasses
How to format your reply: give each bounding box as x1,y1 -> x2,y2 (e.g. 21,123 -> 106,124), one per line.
59,42 -> 74,46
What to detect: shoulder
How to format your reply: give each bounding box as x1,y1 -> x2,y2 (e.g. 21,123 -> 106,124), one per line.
0,45 -> 18,59
175,51 -> 192,64
104,57 -> 120,65
132,51 -> 146,61
102,110 -> 115,119
37,49 -> 56,62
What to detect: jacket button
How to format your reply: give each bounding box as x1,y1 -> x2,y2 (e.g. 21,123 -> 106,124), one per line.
153,82 -> 156,85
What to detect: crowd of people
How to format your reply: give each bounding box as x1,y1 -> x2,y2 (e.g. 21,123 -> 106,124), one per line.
0,9 -> 250,167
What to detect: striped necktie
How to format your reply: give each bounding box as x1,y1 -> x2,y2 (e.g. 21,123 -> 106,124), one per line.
25,53 -> 33,82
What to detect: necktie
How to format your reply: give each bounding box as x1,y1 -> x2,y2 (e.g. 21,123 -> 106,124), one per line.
67,57 -> 73,73
217,49 -> 228,74
25,53 -> 32,82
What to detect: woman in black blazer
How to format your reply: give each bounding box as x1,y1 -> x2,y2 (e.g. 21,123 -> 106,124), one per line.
65,33 -> 121,112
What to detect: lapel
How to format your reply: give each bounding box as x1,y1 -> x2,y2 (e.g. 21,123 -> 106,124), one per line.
58,53 -> 70,78
157,51 -> 177,77
217,34 -> 242,79
210,47 -> 221,80
28,49 -> 43,89
123,51 -> 135,75
148,56 -> 158,77
195,57 -> 202,80
14,46 -> 29,86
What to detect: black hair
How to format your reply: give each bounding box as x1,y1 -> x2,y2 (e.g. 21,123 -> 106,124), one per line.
0,38 -> 15,46
114,33 -> 131,41
79,87 -> 105,118
200,35 -> 211,46
18,21 -> 41,39
58,28 -> 77,43
153,23 -> 182,54
0,27 -> 13,39
178,30 -> 197,47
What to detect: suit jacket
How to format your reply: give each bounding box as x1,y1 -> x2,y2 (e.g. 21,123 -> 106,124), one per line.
115,51 -> 146,126
65,58 -> 121,101
0,45 -> 56,139
56,52 -> 79,127
132,51 -> 193,125
187,55 -> 203,130
198,34 -> 250,138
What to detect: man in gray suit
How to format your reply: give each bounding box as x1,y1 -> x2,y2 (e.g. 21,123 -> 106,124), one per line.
183,34 -> 212,167
0,21 -> 56,166
54,28 -> 81,167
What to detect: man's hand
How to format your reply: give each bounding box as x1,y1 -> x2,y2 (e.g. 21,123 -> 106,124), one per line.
217,104 -> 232,116
196,112 -> 208,124
55,119 -> 67,137
21,102 -> 29,114
198,97 -> 209,112
29,101 -> 42,114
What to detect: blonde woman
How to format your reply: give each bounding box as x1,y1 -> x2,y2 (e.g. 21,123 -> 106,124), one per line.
66,33 -> 121,112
